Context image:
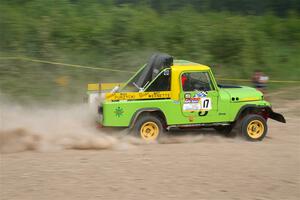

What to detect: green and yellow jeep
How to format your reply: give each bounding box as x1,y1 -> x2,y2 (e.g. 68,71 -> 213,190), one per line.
87,54 -> 285,141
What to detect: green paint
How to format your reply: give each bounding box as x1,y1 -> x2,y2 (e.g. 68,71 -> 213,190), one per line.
99,64 -> 273,128
102,88 -> 270,127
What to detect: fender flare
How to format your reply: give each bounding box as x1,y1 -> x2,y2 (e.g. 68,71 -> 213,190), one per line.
235,104 -> 286,123
129,108 -> 167,129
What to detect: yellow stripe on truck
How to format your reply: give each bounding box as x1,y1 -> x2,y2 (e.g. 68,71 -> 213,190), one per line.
105,91 -> 171,101
240,97 -> 261,101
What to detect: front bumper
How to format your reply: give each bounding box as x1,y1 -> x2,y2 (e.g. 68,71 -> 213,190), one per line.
266,107 -> 286,123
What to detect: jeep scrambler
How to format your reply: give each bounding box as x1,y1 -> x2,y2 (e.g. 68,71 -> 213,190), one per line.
87,54 -> 285,141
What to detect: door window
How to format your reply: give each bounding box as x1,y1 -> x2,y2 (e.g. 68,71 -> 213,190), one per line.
181,72 -> 213,91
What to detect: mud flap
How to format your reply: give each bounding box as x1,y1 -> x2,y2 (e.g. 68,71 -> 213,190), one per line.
266,107 -> 286,123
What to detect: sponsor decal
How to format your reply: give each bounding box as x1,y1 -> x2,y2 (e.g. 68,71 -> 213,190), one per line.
106,91 -> 171,100
183,103 -> 201,111
184,97 -> 200,103
182,97 -> 212,112
114,107 -> 124,117
184,93 -> 191,99
193,91 -> 208,98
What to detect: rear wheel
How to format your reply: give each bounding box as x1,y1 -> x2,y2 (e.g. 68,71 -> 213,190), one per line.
241,114 -> 267,141
133,115 -> 165,141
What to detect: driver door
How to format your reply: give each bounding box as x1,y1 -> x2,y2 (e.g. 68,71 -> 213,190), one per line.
180,71 -> 218,123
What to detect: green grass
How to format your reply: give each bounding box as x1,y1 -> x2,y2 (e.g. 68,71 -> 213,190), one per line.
0,2 -> 299,102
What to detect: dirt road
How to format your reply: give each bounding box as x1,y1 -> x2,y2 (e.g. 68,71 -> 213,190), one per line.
1,98 -> 299,200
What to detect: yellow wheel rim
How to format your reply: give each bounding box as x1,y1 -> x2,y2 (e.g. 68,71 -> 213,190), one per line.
140,122 -> 159,141
247,120 -> 264,139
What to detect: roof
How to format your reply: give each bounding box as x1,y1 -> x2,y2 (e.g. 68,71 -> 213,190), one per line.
172,60 -> 210,71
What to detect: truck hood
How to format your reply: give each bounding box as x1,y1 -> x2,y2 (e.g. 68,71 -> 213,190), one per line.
221,86 -> 263,102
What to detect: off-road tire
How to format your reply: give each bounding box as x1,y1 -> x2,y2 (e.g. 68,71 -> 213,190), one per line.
133,114 -> 165,141
240,114 -> 267,141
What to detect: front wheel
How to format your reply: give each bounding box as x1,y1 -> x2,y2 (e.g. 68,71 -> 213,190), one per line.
133,115 -> 165,141
241,114 -> 267,141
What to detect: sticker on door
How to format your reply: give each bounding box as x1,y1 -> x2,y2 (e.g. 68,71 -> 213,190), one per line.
182,97 -> 212,111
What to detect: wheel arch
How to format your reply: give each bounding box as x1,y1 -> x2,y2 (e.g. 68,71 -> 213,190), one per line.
234,105 -> 286,123
129,108 -> 168,129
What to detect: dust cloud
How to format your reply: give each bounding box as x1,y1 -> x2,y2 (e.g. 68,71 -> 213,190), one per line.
0,97 -> 227,153
0,97 -> 131,153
